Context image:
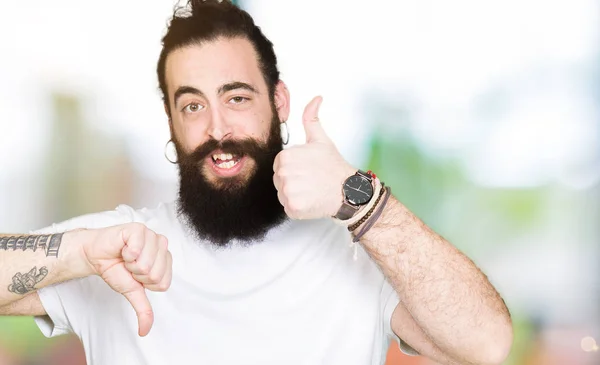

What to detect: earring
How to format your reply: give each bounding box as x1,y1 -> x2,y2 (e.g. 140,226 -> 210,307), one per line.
164,139 -> 178,164
280,121 -> 290,145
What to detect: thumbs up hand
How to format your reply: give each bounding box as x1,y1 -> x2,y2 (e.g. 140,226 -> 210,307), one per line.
273,96 -> 355,220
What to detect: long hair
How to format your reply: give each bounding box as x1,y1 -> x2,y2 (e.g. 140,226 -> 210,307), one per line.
157,0 -> 280,114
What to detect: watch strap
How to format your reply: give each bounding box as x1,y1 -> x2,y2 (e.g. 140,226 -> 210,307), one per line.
334,202 -> 359,220
356,169 -> 373,180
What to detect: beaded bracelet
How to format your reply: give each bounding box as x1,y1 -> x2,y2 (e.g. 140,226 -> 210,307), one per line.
352,186 -> 392,243
347,183 -> 386,232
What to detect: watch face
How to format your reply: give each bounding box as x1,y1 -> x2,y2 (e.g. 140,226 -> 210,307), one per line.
343,175 -> 374,206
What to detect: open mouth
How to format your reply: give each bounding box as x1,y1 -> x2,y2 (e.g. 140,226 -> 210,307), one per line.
207,151 -> 247,177
211,153 -> 242,169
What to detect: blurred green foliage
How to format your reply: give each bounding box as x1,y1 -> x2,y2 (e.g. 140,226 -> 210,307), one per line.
363,102 -> 548,364
0,317 -> 47,356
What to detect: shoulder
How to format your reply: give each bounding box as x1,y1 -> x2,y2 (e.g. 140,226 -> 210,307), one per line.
30,201 -> 178,234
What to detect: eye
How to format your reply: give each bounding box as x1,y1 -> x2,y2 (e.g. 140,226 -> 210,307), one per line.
182,103 -> 203,113
229,96 -> 249,104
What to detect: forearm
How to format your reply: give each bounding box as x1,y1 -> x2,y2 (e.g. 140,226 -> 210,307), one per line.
356,196 -> 512,364
0,231 -> 92,307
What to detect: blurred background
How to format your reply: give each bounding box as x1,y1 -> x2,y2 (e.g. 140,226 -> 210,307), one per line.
0,0 -> 599,364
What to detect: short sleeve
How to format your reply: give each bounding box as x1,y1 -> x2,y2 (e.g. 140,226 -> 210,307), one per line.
29,204 -> 136,236
381,279 -> 420,356
30,205 -> 135,338
35,278 -> 91,337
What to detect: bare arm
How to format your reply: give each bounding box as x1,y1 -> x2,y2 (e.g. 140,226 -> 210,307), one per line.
390,301 -> 464,365
0,292 -> 45,316
269,98 -> 512,363
0,225 -> 173,337
0,232 -> 91,310
356,196 -> 513,365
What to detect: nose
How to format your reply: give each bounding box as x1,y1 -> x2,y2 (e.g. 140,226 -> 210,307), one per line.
207,106 -> 233,141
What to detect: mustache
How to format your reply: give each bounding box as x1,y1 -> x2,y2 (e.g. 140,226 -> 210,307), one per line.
185,137 -> 273,163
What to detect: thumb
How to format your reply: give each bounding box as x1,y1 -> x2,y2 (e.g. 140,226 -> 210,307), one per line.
116,223 -> 154,336
302,96 -> 330,143
122,287 -> 154,337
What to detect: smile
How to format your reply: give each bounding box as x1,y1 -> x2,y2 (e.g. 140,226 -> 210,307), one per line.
206,151 -> 247,177
211,153 -> 241,169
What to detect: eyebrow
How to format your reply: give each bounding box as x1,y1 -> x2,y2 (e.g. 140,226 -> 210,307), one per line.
173,81 -> 259,106
218,81 -> 258,95
174,86 -> 204,106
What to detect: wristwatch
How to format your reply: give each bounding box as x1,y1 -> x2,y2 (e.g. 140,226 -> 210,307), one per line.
333,170 -> 375,220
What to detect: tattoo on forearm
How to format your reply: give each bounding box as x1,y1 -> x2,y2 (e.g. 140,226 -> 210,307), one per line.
8,266 -> 49,295
46,233 -> 63,257
0,233 -> 63,257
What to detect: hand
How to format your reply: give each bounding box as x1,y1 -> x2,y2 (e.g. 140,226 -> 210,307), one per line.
75,223 -> 173,337
273,96 -> 355,219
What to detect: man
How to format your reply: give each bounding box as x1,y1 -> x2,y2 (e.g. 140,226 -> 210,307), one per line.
0,1 -> 512,364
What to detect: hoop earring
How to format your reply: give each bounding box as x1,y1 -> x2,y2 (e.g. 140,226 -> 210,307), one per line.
280,121 -> 290,145
164,139 -> 178,164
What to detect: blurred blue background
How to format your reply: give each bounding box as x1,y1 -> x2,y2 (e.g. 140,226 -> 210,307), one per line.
0,0 -> 599,364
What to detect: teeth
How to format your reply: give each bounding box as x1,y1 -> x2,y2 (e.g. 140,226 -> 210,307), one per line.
216,160 -> 238,169
212,153 -> 234,161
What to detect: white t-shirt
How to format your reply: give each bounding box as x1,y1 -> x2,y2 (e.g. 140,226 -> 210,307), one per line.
32,202 -> 417,365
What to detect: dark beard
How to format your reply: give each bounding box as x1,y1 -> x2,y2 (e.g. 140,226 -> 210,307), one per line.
174,114 -> 287,247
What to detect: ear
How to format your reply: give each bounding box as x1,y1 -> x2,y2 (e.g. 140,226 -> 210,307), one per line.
273,80 -> 291,123
164,102 -> 176,139
164,102 -> 172,120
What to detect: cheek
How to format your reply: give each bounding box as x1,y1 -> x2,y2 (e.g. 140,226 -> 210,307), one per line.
173,121 -> 208,153
225,111 -> 268,140
247,112 -> 272,140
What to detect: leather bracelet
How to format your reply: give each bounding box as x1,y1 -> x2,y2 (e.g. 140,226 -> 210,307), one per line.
347,184 -> 385,232
352,186 -> 392,242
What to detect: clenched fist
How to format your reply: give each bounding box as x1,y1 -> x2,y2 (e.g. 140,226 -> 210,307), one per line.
75,223 -> 173,337
273,96 -> 356,220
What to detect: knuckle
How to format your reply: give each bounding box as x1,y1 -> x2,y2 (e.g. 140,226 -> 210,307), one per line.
287,202 -> 299,214
277,190 -> 286,204
282,183 -> 294,198
158,235 -> 169,249
137,263 -> 151,275
126,247 -> 141,258
148,272 -> 162,283
157,281 -> 170,292
278,149 -> 291,165
139,309 -> 154,318
287,198 -> 299,211
275,168 -> 284,179
288,199 -> 306,214
276,167 -> 292,180
284,206 -> 296,218
145,229 -> 157,240
130,222 -> 145,232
